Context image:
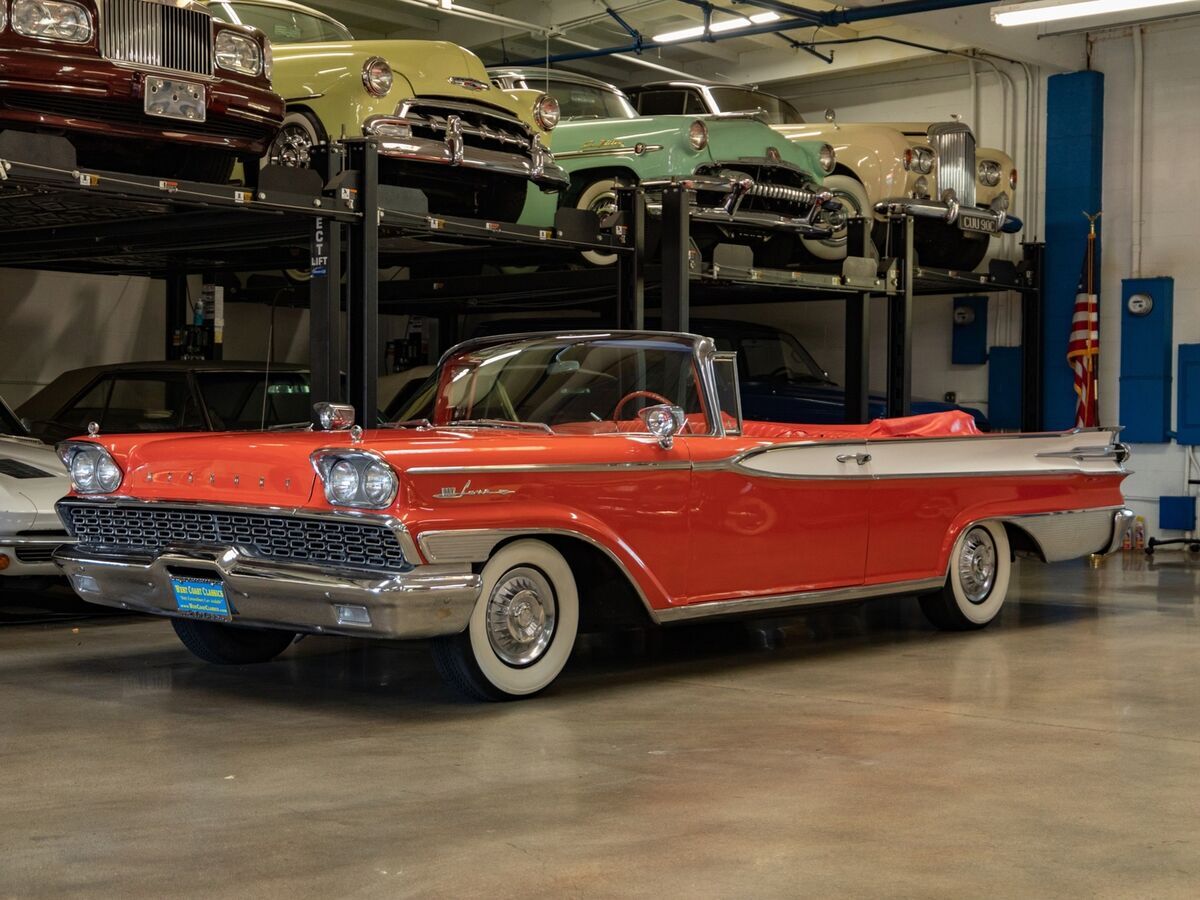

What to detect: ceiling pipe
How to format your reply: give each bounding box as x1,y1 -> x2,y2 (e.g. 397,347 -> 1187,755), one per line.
503,0 -> 1001,66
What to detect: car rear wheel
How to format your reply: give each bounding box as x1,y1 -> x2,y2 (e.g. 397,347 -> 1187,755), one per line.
800,174 -> 871,261
171,619 -> 296,665
432,539 -> 580,701
919,521 -> 1011,630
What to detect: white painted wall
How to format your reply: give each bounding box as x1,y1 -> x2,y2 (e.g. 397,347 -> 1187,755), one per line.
1092,18 -> 1200,539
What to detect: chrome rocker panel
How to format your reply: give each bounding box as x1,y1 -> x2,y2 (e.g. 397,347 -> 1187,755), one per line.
363,115 -> 569,192
54,545 -> 481,641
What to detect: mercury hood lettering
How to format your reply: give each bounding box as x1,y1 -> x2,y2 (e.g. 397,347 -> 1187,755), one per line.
434,480 -> 514,499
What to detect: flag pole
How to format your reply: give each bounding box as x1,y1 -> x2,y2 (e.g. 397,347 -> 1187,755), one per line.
1084,210 -> 1102,425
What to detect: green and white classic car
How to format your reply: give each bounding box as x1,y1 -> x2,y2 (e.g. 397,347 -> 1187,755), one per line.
206,0 -> 567,220
489,70 -> 837,267
626,82 -> 1021,271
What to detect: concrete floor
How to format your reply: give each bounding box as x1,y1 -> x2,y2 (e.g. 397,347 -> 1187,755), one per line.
1,554 -> 1199,898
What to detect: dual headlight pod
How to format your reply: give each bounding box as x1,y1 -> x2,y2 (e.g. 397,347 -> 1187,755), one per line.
58,442 -> 123,495
11,0 -> 92,43
216,29 -> 265,77
312,450 -> 398,509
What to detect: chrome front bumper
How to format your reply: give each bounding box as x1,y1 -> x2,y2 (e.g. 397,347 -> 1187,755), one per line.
363,114 -> 568,192
642,174 -> 838,237
54,545 -> 481,640
874,196 -> 1022,234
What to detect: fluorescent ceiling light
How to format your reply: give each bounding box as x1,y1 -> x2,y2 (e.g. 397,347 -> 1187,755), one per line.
992,0 -> 1196,26
653,11 -> 779,43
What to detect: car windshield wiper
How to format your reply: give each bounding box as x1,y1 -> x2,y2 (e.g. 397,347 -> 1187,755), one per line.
381,418 -> 432,430
447,418 -> 554,434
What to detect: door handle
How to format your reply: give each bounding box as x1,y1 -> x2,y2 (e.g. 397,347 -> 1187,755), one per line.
836,452 -> 872,466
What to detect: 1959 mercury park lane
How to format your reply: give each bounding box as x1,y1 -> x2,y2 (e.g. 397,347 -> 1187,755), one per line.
0,0 -> 282,181
54,332 -> 1131,701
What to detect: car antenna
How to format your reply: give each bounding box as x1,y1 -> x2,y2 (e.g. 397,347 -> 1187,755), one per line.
259,289 -> 281,430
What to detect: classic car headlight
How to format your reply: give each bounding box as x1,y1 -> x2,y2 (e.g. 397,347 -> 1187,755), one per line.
978,159 -> 1003,187
215,30 -> 263,76
903,146 -> 934,175
533,94 -> 560,131
1009,168 -> 1019,190
313,450 -> 398,509
688,119 -> 708,151
11,0 -> 93,43
57,442 -> 123,495
362,57 -> 393,97
818,143 -> 836,175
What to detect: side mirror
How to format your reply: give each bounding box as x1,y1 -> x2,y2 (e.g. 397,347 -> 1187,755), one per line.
313,401 -> 355,431
824,107 -> 837,124
639,404 -> 686,449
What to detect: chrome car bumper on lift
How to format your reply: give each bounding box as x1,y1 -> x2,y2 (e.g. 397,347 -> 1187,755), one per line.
641,174 -> 839,237
874,194 -> 1023,235
54,544 -> 481,640
1,531 -> 73,576
363,113 -> 569,193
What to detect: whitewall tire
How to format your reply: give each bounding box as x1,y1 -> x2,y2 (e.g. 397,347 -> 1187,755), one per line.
800,174 -> 872,262
575,179 -> 621,267
266,111 -> 322,169
432,540 -> 580,700
919,521 -> 1011,630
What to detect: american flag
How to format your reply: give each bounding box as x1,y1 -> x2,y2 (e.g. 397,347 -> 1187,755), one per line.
1067,222 -> 1100,427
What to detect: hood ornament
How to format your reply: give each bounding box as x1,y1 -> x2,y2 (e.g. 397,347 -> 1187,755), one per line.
87,421 -> 100,436
448,75 -> 489,92
435,479 -> 514,500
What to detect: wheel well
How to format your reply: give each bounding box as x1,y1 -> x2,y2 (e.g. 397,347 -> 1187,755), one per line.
1001,521 -> 1046,562
565,167 -> 639,206
284,104 -> 328,143
490,533 -> 655,630
831,165 -> 861,181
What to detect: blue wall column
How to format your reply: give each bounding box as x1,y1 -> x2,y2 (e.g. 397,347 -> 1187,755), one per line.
1043,71 -> 1104,430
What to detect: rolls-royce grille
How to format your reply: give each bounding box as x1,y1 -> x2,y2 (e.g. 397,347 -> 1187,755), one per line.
100,0 -> 215,78
929,123 -> 976,207
60,503 -> 409,573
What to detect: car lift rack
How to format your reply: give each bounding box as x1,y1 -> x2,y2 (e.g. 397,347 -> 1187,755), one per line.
0,131 -> 1043,431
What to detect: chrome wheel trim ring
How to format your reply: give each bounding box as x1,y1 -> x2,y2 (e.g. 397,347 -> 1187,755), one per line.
958,526 -> 998,605
586,190 -> 619,225
485,566 -> 557,667
270,124 -> 315,168
817,187 -> 861,249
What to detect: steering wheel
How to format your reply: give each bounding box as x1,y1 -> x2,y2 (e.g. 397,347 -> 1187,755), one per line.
612,390 -> 673,423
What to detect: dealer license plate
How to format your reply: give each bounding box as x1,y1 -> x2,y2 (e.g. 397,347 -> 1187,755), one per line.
170,576 -> 231,621
959,213 -> 998,234
144,76 -> 206,123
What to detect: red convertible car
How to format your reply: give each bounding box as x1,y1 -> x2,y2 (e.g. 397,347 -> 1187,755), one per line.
53,332 -> 1131,700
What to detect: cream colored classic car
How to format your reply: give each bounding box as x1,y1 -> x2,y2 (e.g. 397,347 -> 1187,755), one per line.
626,82 -> 1020,271
207,0 -> 567,220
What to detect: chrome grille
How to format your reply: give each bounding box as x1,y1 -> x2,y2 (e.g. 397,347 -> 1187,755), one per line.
929,122 -> 976,207
399,100 -> 534,155
100,0 -> 214,78
60,502 -> 409,572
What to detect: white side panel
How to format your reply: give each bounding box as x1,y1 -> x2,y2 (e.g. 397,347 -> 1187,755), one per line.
864,432 -> 1122,479
735,441 -> 869,478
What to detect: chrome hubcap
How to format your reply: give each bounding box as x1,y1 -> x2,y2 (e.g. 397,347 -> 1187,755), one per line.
958,527 -> 997,604
486,566 -> 557,667
271,125 -> 314,168
818,189 -> 861,248
586,191 -> 619,225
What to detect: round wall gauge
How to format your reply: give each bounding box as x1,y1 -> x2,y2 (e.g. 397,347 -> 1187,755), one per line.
953,305 -> 976,325
1127,293 -> 1154,316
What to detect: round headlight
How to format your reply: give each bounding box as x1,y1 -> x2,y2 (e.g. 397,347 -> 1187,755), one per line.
978,159 -> 1002,187
688,119 -> 708,151
818,143 -> 836,175
11,0 -> 92,43
362,461 -> 397,506
905,146 -> 934,175
913,175 -> 929,199
70,452 -> 97,493
534,94 -> 560,131
1009,168 -> 1019,190
95,455 -> 122,493
362,57 -> 393,97
329,459 -> 361,503
215,30 -> 263,77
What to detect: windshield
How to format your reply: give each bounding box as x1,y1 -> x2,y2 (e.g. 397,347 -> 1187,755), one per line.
0,395 -> 25,436
509,77 -> 637,120
215,2 -> 354,42
711,329 -> 830,385
195,372 -> 312,429
396,337 -> 708,434
708,88 -> 805,124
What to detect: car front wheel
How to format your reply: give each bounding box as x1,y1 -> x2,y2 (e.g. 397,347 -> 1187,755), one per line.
171,619 -> 297,664
266,111 -> 322,169
432,539 -> 580,701
800,173 -> 872,262
919,521 -> 1012,630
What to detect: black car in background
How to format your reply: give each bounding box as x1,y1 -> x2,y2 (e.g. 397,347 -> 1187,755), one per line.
18,361 -> 313,444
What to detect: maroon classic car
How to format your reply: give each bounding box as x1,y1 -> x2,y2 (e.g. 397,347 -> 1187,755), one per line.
0,0 -> 283,181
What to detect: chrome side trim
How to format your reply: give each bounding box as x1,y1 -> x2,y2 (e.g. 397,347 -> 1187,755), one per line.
554,144 -> 663,160
0,534 -> 76,546
656,576 -> 946,623
406,461 -> 693,476
416,526 -> 661,623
